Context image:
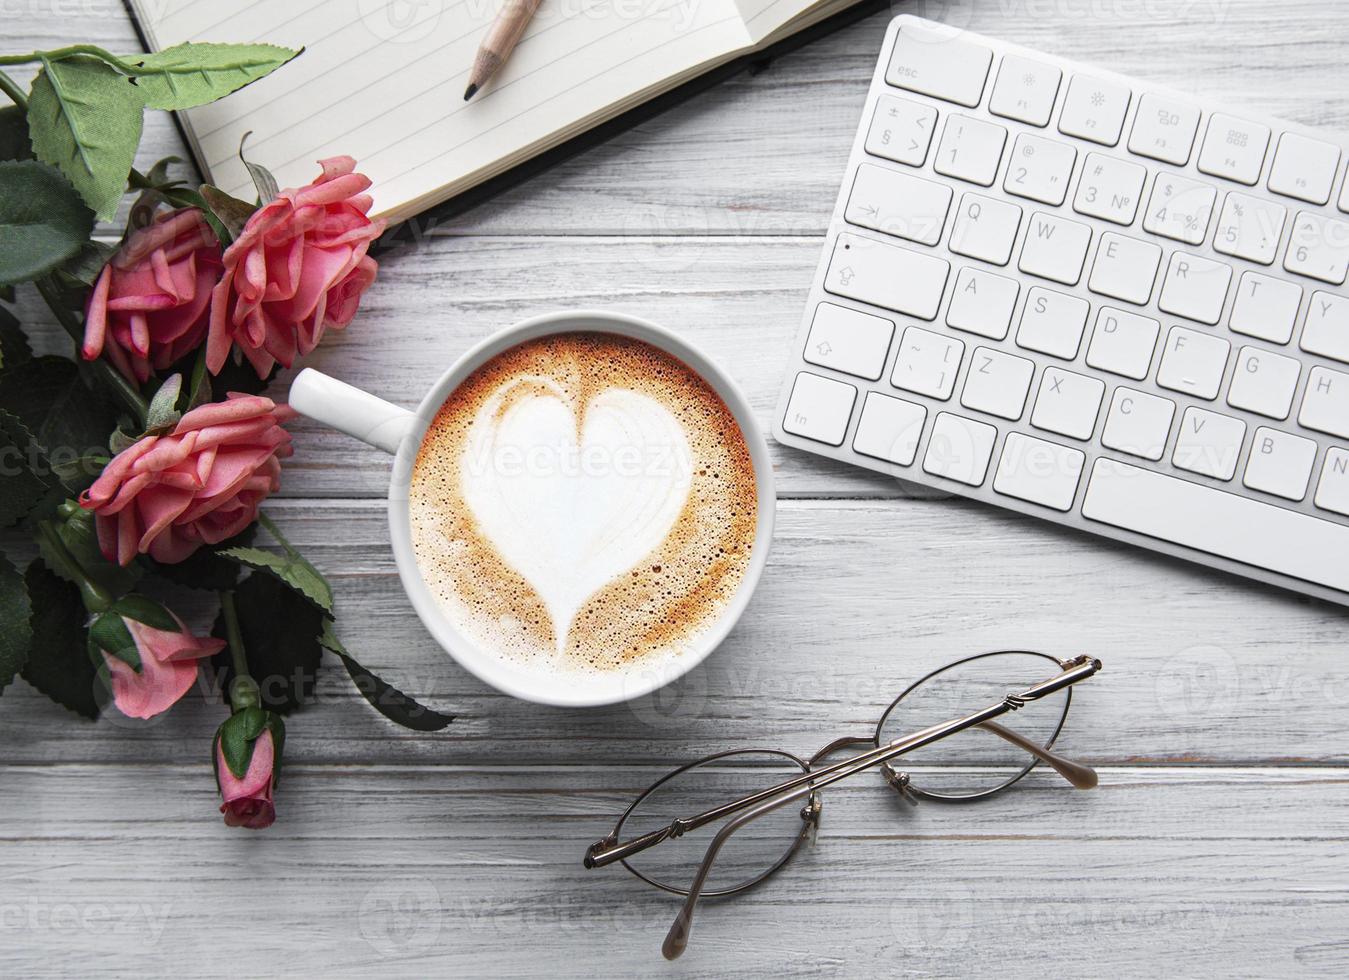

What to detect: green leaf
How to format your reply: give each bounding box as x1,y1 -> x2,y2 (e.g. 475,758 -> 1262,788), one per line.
130,43 -> 301,111
55,239 -> 115,289
0,410 -> 55,528
220,513 -> 332,613
319,620 -> 454,732
39,506 -> 140,598
211,570 -> 323,713
199,184 -> 255,240
216,704 -> 269,779
0,356 -> 122,466
21,559 -> 102,719
0,160 -> 96,286
237,133 -> 278,204
0,105 -> 33,162
27,56 -> 145,220
87,610 -> 140,671
0,305 -> 31,371
143,524 -> 254,592
143,373 -> 182,434
0,552 -> 32,693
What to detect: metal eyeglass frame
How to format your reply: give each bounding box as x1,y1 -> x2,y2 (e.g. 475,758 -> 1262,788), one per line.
583,652 -> 1102,960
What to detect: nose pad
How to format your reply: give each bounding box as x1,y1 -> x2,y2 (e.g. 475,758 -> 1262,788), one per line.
799,792 -> 823,845
882,763 -> 920,806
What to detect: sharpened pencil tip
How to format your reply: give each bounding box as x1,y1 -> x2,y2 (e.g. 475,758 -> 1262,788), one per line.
464,83 -> 478,101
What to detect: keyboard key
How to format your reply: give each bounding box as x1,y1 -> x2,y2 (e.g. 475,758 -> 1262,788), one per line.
1268,132 -> 1340,205
1030,367 -> 1104,440
1158,251 -> 1232,325
1226,346 -> 1300,419
1004,133 -> 1075,206
1214,192 -> 1285,265
1285,211 -> 1349,285
1016,286 -> 1089,359
1088,232 -> 1161,305
949,193 -> 1022,265
1058,73 -> 1131,146
1197,113 -> 1270,185
1101,387 -> 1175,460
1073,152 -> 1146,225
1299,365 -> 1349,438
1127,93 -> 1201,165
1301,290 -> 1349,362
887,22 -> 992,108
1173,407 -> 1246,480
946,267 -> 1019,339
1315,448 -> 1349,515
864,94 -> 938,167
1018,212 -> 1092,285
989,54 -> 1061,127
1244,427 -> 1316,500
1157,326 -> 1230,399
1085,307 -> 1160,380
853,392 -> 927,466
1229,272 -> 1302,344
892,326 -> 964,399
993,432 -> 1085,511
1082,458 -> 1349,594
825,233 -> 950,319
782,372 -> 856,446
802,302 -> 895,381
846,163 -> 952,246
934,115 -> 1008,186
960,346 -> 1035,420
923,412 -> 997,485
1143,173 -> 1216,246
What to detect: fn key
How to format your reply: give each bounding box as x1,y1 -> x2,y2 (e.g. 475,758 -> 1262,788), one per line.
782,372 -> 857,446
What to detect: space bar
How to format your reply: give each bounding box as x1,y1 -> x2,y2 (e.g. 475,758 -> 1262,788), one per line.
1081,458 -> 1349,594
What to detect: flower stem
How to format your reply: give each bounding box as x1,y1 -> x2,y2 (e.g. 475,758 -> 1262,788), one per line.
0,45 -> 145,74
36,519 -> 112,612
219,590 -> 260,711
0,69 -> 27,110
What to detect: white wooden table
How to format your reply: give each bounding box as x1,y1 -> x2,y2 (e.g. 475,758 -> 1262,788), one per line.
5,2 -> 1349,975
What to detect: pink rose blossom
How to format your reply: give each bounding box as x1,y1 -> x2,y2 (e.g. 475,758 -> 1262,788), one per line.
80,394 -> 296,565
100,614 -> 225,719
206,156 -> 385,378
217,728 -> 277,829
83,208 -> 224,383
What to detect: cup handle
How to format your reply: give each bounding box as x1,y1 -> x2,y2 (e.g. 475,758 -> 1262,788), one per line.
289,368 -> 417,456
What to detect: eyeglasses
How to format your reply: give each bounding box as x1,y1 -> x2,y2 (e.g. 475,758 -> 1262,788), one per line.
584,651 -> 1102,959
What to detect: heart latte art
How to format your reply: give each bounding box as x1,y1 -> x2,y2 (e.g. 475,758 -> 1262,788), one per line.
410,333 -> 757,674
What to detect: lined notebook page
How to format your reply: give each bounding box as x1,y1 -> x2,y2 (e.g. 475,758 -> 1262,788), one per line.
135,0 -> 805,221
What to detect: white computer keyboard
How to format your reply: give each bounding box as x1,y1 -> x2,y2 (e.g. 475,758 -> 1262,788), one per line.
773,14 -> 1349,605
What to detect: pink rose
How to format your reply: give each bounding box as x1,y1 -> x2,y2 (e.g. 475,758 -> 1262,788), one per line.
94,608 -> 225,719
80,394 -> 295,566
83,208 -> 224,383
206,156 -> 386,378
216,725 -> 278,829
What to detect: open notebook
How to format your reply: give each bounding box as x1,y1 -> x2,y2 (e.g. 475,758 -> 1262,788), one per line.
131,0 -> 870,223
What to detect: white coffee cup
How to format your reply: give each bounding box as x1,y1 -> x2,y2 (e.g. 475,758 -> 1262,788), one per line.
288,310 -> 775,707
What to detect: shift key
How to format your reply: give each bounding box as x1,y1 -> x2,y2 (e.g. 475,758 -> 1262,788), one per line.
825,233 -> 951,320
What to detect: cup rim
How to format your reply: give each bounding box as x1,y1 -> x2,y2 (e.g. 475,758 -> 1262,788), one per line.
385,310 -> 776,708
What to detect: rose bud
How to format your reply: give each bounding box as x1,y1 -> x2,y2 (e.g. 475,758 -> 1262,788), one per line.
206,156 -> 386,378
79,393 -> 296,566
88,596 -> 225,719
82,208 -> 224,383
213,706 -> 284,829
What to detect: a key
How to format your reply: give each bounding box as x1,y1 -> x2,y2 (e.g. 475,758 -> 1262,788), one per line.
802,302 -> 895,381
1315,448 -> 1349,516
1301,290 -> 1349,363
1268,132 -> 1341,205
1229,272 -> 1302,344
1142,173 -> 1216,246
1087,232 -> 1161,305
949,193 -> 1022,265
946,267 -> 1020,340
934,115 -> 1008,186
1004,133 -> 1076,206
1214,192 -> 1286,265
1018,212 -> 1092,286
782,372 -> 857,446
960,346 -> 1035,420
1285,211 -> 1349,285
1030,367 -> 1105,440
1016,286 -> 1090,359
1073,152 -> 1146,225
825,233 -> 950,319
1158,251 -> 1232,325
887,22 -> 992,108
1299,365 -> 1349,438
864,94 -> 938,167
989,54 -> 1061,127
846,163 -> 952,246
1058,73 -> 1131,146
1244,427 -> 1317,500
1101,387 -> 1176,460
1173,407 -> 1246,480
1226,346 -> 1300,420
891,326 -> 964,399
993,432 -> 1085,511
1156,326 -> 1231,400
853,392 -> 927,466
1197,114 -> 1271,185
1127,92 -> 1201,165
1085,307 -> 1160,380
923,412 -> 997,486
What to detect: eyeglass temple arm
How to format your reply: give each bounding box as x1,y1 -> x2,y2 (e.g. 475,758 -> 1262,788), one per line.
977,721 -> 1097,789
